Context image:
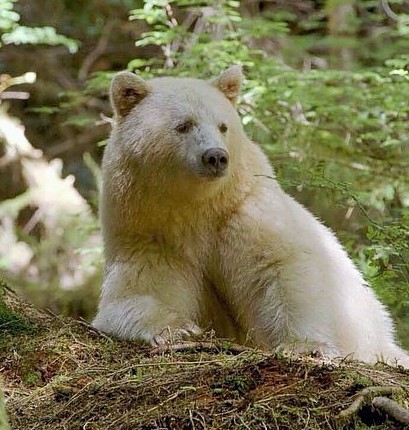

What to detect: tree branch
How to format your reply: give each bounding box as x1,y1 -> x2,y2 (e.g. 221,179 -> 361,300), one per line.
78,20 -> 115,81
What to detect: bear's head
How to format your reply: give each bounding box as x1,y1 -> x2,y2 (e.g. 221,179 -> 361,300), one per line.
109,66 -> 245,187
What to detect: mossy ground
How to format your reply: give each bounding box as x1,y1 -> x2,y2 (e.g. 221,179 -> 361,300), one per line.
1,280 -> 409,430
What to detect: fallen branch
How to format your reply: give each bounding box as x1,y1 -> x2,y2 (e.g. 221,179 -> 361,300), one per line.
150,340 -> 250,356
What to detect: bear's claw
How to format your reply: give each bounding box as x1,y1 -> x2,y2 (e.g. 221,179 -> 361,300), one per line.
152,323 -> 203,346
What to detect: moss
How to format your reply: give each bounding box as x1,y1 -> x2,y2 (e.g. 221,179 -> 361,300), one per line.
1,287 -> 409,430
0,281 -> 34,337
339,370 -> 374,391
0,301 -> 33,336
22,371 -> 42,387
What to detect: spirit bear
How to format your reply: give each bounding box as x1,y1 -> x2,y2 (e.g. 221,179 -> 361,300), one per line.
93,66 -> 409,367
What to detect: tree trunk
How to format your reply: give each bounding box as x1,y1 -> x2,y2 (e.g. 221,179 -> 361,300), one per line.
326,0 -> 357,69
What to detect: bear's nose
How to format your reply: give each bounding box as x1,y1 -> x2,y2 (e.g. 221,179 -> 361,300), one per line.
201,148 -> 229,173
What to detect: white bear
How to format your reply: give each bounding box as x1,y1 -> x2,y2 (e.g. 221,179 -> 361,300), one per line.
92,66 -> 409,367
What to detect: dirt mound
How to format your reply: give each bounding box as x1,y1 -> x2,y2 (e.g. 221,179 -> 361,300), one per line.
1,280 -> 409,429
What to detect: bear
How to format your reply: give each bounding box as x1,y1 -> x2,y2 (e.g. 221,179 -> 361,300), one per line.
92,65 -> 409,367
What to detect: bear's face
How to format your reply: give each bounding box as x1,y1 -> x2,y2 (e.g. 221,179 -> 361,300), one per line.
110,67 -> 244,185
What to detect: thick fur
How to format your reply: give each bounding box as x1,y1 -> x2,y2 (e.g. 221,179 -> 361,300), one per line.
93,66 -> 409,367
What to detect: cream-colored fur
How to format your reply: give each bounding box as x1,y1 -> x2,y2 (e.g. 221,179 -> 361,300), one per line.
92,66 -> 409,367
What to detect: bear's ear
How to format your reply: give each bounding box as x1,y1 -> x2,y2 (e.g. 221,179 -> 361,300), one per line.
212,65 -> 243,106
110,71 -> 150,118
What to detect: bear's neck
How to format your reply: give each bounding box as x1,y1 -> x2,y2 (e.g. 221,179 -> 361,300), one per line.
102,158 -> 253,247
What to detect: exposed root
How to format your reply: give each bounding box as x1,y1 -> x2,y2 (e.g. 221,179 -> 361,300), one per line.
338,386 -> 406,421
372,396 -> 409,425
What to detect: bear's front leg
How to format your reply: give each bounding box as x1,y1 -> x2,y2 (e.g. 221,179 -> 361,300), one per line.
92,260 -> 202,345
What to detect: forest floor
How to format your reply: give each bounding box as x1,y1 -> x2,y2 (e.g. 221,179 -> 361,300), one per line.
1,279 -> 409,430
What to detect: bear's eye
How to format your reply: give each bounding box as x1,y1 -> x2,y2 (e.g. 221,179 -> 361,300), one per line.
219,123 -> 228,134
175,120 -> 194,134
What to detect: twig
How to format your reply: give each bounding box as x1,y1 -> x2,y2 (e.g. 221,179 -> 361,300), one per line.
254,174 -> 275,180
338,386 -> 404,420
0,91 -> 30,100
162,2 -> 179,68
23,208 -> 42,234
125,358 -> 239,368
147,390 -> 181,413
372,396 -> 409,425
78,20 -> 115,81
380,0 -> 400,22
256,380 -> 304,405
170,11 -> 198,53
150,340 -> 250,356
76,318 -> 114,342
380,0 -> 409,23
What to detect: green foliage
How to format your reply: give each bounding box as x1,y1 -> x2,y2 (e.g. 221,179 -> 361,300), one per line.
2,26 -> 78,52
0,0 -> 19,32
0,0 -> 79,52
129,0 -> 257,75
